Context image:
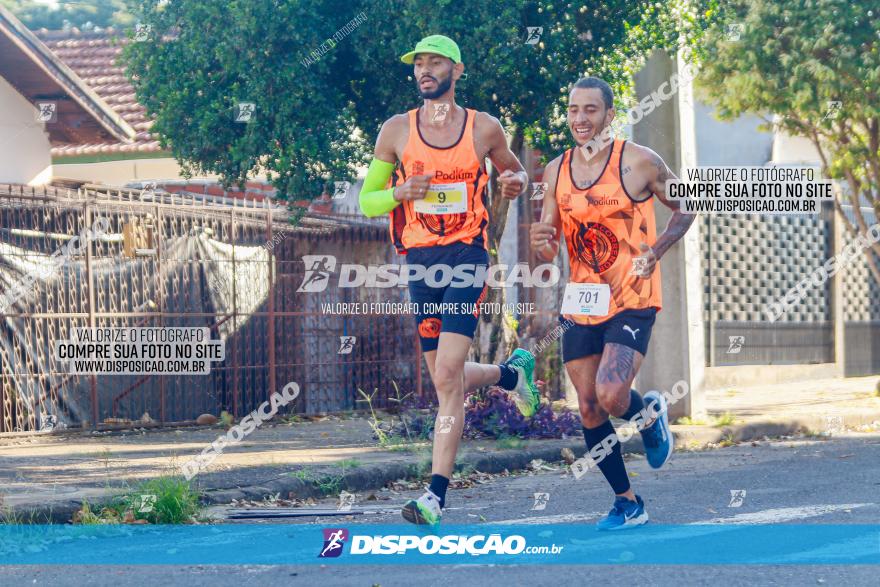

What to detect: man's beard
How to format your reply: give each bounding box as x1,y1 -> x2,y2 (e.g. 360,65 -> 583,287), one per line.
418,74 -> 453,99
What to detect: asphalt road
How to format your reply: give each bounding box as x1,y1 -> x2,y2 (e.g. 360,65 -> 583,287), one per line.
2,433 -> 879,586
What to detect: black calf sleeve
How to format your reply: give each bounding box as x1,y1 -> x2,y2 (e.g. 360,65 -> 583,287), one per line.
582,421 -> 631,495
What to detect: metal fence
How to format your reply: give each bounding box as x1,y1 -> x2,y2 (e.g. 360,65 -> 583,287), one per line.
0,184 -> 422,433
701,213 -> 836,366
701,209 -> 880,372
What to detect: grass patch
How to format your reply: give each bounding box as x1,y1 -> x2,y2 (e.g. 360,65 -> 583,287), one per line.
453,466 -> 476,480
716,432 -> 737,448
383,436 -> 428,452
291,470 -> 311,482
314,475 -> 343,495
408,448 -> 434,479
72,500 -> 107,525
357,381 -> 433,449
72,476 -> 202,525
679,412 -> 739,427
495,434 -> 526,450
289,459 -> 361,496
712,412 -> 737,427
675,416 -> 708,426
0,506 -> 52,525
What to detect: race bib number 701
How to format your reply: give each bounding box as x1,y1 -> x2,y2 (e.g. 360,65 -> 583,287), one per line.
561,283 -> 611,316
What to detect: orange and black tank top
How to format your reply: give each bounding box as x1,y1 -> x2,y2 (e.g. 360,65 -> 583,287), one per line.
387,108 -> 490,253
556,139 -> 662,325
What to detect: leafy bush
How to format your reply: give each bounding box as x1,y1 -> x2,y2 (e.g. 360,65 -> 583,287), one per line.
396,387 -> 580,441
463,388 -> 581,439
365,383 -> 581,444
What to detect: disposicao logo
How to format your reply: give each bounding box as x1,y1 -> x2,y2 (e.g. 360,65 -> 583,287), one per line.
318,528 -> 349,558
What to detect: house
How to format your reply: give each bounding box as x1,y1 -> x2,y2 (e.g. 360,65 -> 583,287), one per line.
35,26 -> 211,184
0,5 -> 134,185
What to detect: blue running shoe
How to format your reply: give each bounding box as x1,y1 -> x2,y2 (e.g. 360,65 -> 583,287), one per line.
641,390 -> 674,469
596,495 -> 648,530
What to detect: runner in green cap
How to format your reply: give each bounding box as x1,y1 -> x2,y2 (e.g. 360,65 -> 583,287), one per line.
358,34 -> 540,525
399,34 -> 462,65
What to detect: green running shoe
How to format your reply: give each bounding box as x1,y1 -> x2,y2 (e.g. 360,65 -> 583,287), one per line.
401,490 -> 442,526
504,348 -> 540,417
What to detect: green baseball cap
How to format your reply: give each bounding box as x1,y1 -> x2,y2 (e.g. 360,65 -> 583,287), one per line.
400,34 -> 461,64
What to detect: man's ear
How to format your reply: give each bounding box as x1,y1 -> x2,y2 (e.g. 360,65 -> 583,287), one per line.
605,107 -> 615,125
453,62 -> 465,81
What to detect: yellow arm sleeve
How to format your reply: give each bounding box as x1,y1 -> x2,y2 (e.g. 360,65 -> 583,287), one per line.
358,159 -> 400,217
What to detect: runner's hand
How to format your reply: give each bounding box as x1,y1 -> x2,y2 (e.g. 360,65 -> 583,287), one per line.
530,222 -> 556,250
393,174 -> 434,201
498,169 -> 526,200
631,243 -> 657,278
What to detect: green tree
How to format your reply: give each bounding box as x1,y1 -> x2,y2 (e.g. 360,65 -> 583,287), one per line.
0,0 -> 133,30
697,0 -> 880,282
123,0 -> 368,211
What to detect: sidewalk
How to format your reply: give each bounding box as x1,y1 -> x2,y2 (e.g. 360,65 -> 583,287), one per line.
2,375 -> 878,523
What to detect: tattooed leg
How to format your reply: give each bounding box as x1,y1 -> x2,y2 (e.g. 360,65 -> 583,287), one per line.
595,343 -> 644,418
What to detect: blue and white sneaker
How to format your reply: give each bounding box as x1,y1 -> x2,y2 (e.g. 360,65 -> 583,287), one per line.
401,490 -> 442,526
641,390 -> 674,469
596,495 -> 648,530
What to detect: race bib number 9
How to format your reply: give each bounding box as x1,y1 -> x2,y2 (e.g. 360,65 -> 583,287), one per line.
561,283 -> 611,316
413,182 -> 468,215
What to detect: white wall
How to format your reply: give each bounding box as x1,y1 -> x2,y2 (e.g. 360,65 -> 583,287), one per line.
695,101 -> 773,166
693,104 -> 822,167
772,130 -> 823,165
53,157 -> 220,186
0,75 -> 52,185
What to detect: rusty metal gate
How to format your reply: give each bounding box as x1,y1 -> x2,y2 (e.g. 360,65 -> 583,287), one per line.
0,184 -> 422,433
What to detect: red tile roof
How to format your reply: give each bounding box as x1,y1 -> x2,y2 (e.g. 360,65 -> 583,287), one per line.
0,9 -> 134,145
36,28 -> 161,158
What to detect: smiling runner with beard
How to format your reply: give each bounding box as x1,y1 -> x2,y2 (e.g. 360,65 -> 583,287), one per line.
358,34 -> 541,526
530,76 -> 696,530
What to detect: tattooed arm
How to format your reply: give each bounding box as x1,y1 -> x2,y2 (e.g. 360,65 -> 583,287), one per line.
635,146 -> 696,264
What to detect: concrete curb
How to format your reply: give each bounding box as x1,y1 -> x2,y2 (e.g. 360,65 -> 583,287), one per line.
200,417 -> 825,505
13,414 -> 878,523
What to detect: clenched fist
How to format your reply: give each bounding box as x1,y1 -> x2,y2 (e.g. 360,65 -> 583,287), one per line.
498,169 -> 527,200
530,222 -> 557,259
393,173 -> 434,202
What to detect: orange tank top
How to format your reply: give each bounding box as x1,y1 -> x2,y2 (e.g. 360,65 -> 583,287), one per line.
556,139 -> 662,325
387,108 -> 490,253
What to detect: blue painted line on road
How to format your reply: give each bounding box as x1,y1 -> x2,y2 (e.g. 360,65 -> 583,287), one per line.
1,524 -> 878,565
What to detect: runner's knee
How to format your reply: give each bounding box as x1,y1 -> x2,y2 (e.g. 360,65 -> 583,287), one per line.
432,360 -> 464,395
579,399 -> 607,428
596,382 -> 630,417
